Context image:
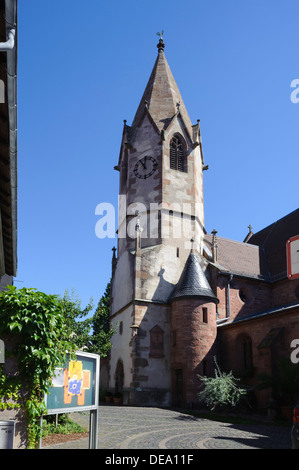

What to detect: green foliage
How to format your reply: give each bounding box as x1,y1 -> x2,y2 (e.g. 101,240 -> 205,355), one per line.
88,282 -> 116,357
0,286 -> 74,448
59,289 -> 94,351
58,283 -> 115,358
42,414 -> 86,437
198,358 -> 247,410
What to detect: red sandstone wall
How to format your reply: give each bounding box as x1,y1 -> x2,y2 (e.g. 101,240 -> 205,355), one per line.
218,308 -> 299,408
171,299 -> 217,405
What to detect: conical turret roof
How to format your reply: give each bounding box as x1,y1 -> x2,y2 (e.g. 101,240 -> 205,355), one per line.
131,38 -> 193,136
169,251 -> 219,304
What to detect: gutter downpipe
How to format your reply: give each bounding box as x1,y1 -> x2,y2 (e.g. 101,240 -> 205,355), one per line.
0,0 -> 18,277
216,273 -> 233,324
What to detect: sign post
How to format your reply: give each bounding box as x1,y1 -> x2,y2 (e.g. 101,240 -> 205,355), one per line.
42,351 -> 100,449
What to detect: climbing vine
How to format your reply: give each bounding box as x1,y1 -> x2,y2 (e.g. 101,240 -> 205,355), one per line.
0,286 -> 75,448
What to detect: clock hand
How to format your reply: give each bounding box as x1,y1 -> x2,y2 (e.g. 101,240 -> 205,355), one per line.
141,158 -> 147,169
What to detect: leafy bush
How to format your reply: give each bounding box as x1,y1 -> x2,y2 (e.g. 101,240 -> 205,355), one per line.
198,358 -> 247,410
42,414 -> 86,436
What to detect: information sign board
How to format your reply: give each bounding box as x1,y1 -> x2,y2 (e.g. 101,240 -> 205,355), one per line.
45,351 -> 100,415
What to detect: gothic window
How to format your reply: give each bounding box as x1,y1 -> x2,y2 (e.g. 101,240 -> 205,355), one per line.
150,325 -> 164,358
170,134 -> 186,172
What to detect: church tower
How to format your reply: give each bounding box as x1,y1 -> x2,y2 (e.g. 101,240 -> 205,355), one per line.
108,36 -> 218,407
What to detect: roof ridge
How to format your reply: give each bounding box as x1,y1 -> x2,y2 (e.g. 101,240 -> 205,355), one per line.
249,208 -> 299,242
205,233 -> 260,249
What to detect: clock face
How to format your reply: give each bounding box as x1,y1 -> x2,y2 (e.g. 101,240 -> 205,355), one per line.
133,156 -> 158,179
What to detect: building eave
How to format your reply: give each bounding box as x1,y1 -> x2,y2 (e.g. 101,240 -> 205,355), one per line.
217,302 -> 299,328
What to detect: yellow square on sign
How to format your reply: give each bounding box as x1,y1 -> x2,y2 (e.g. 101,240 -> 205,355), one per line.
69,360 -> 83,380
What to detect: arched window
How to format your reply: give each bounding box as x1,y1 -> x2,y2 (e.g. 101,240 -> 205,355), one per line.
170,134 -> 186,172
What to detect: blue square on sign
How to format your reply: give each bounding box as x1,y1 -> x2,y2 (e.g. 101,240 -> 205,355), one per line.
68,379 -> 81,395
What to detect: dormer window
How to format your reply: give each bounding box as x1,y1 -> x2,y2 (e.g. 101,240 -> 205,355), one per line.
170,134 -> 186,172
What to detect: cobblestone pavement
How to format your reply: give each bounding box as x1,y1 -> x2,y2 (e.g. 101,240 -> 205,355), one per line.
43,406 -> 292,450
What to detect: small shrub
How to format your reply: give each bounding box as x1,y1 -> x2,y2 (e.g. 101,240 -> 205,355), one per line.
198,358 -> 247,411
42,414 -> 86,437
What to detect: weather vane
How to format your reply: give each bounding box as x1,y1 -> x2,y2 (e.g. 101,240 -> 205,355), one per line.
156,30 -> 164,40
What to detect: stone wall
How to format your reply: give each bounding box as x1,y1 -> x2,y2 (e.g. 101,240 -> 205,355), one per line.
171,298 -> 217,406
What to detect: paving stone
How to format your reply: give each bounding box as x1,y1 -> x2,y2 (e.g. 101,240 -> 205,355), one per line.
42,406 -> 292,450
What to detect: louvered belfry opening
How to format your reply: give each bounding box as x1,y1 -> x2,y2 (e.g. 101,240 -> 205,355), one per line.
170,135 -> 185,171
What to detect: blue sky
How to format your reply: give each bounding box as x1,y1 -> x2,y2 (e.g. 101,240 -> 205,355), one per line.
16,0 -> 299,313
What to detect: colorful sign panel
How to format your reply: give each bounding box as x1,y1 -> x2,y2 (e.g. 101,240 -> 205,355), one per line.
45,351 -> 100,414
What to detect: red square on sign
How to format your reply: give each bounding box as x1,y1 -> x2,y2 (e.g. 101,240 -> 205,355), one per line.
287,235 -> 299,280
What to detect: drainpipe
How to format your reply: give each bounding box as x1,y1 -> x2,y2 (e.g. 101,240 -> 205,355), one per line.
0,0 -> 18,277
216,273 -> 233,324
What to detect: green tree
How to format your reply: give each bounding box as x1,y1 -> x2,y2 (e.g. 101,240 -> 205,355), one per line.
59,289 -> 94,351
88,281 -> 115,357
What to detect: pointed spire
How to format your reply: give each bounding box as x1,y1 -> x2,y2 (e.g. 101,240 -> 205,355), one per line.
169,251 -> 219,304
112,246 -> 117,274
211,229 -> 218,262
131,36 -> 193,136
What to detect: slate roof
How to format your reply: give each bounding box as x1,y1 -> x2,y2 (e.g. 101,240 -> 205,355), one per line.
247,208 -> 299,280
169,252 -> 218,304
204,208 -> 299,282
204,234 -> 269,280
131,39 -> 193,138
